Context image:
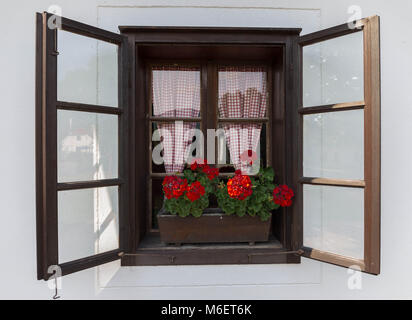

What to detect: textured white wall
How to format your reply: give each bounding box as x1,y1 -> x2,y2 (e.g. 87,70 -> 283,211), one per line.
0,0 -> 411,299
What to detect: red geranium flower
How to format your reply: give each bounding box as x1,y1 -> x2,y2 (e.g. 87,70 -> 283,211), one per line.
273,184 -> 294,207
203,166 -> 219,180
190,158 -> 207,171
189,158 -> 219,180
186,181 -> 206,202
227,174 -> 253,200
190,162 -> 198,171
162,176 -> 188,199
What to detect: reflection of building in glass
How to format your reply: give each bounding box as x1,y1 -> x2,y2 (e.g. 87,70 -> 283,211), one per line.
61,134 -> 94,153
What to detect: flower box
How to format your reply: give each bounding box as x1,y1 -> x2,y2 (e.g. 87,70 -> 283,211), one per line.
159,160 -> 293,246
157,208 -> 272,245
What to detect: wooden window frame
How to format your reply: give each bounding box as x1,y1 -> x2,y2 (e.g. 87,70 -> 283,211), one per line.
297,16 -> 381,274
119,27 -> 302,267
35,12 -> 130,280
36,13 -> 380,279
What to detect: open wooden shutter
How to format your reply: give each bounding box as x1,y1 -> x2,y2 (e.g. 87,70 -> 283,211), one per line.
297,16 -> 380,274
36,12 -> 130,280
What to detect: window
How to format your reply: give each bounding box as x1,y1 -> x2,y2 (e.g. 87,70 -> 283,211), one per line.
36,12 -> 380,280
298,17 -> 381,274
35,13 -> 129,279
148,63 -> 270,231
217,65 -> 269,172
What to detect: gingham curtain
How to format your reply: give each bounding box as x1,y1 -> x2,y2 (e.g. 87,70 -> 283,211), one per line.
152,66 -> 200,173
218,66 -> 267,173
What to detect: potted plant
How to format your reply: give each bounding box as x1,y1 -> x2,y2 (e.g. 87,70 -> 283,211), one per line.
157,160 -> 294,245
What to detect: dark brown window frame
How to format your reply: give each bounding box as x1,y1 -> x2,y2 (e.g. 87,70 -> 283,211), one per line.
121,28 -> 301,268
35,12 -> 130,280
297,16 -> 381,275
36,12 -> 380,280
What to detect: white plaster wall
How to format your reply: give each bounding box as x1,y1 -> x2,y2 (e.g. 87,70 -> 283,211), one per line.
0,0 -> 411,299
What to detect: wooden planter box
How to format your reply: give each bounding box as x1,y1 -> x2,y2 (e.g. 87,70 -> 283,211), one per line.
157,208 -> 271,245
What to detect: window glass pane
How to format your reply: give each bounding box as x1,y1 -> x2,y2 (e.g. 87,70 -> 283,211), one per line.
58,30 -> 118,107
303,110 -> 364,180
152,65 -> 200,117
218,66 -> 267,118
217,123 -> 267,174
58,186 -> 119,263
303,31 -> 364,107
151,121 -> 200,173
58,110 -> 118,182
303,185 -> 364,259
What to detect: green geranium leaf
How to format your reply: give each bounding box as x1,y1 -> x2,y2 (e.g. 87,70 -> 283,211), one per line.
262,167 -> 274,182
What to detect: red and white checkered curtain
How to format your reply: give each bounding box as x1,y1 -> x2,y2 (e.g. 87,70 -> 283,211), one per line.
218,66 -> 267,173
152,66 -> 200,173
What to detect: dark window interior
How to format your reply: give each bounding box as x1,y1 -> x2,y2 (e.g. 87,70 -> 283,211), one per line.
133,44 -> 290,255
